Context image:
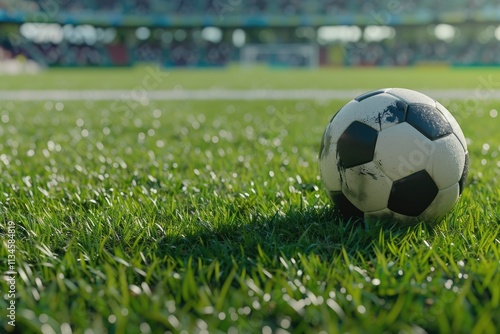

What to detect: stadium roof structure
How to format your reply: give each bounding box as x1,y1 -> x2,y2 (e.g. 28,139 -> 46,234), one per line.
1,7 -> 500,27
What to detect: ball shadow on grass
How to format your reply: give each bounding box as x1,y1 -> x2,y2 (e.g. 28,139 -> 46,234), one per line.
155,204 -> 434,266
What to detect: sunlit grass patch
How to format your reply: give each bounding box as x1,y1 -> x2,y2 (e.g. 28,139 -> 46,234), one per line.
0,96 -> 499,333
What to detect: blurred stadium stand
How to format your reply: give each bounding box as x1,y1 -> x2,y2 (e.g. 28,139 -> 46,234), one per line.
1,0 -> 500,68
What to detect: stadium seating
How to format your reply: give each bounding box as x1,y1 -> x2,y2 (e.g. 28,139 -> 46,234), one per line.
1,0 -> 499,67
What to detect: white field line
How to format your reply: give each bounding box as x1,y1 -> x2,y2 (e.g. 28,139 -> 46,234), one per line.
0,89 -> 499,101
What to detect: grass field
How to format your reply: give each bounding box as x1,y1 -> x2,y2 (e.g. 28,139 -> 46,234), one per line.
2,65 -> 500,91
0,67 -> 499,334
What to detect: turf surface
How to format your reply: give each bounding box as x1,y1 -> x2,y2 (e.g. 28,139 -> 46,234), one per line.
2,65 -> 500,90
0,67 -> 499,333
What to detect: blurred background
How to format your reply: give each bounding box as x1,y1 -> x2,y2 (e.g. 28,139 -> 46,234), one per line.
1,0 -> 500,72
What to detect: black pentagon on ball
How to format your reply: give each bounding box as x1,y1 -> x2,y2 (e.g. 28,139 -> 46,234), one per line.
337,121 -> 378,168
329,191 -> 364,219
406,104 -> 453,140
459,152 -> 469,195
355,89 -> 387,102
388,170 -> 439,217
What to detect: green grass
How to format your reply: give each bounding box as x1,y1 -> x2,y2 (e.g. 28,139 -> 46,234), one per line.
2,65 -> 500,90
0,68 -> 499,333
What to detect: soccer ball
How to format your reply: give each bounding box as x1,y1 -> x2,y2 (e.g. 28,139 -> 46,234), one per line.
319,88 -> 469,224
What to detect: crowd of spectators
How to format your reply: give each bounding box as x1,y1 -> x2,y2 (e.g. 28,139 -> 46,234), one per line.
3,34 -> 500,68
344,40 -> 500,66
0,35 -> 234,67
